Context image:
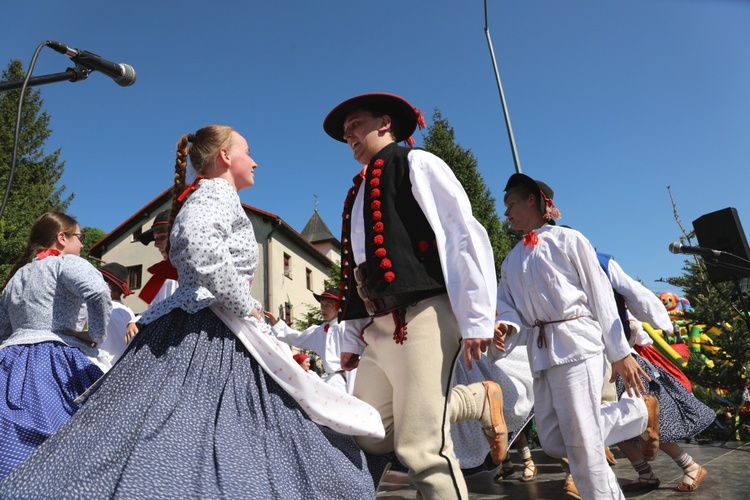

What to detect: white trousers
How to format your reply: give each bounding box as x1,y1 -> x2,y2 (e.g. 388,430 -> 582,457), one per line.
353,294 -> 468,499
534,353 -> 648,499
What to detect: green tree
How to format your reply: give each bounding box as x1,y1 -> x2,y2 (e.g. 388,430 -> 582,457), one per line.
80,226 -> 107,267
663,245 -> 750,440
0,59 -> 73,286
422,109 -> 514,278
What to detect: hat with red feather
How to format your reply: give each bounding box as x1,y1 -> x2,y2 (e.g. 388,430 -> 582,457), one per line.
323,92 -> 426,146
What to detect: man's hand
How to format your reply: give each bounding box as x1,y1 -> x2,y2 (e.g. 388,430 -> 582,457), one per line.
493,322 -> 514,352
341,352 -> 360,371
263,310 -> 280,325
611,354 -> 650,397
462,338 -> 492,370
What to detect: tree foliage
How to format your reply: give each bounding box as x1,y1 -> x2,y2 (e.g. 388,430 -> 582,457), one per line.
663,238 -> 750,440
0,59 -> 73,286
421,109 -> 515,278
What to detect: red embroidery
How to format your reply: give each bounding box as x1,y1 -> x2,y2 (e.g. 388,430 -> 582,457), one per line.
418,240 -> 428,252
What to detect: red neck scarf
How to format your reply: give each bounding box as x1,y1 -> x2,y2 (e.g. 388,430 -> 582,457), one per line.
138,259 -> 178,305
37,248 -> 61,260
523,231 -> 539,247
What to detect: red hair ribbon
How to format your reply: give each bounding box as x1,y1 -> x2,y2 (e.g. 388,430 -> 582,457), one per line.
177,176 -> 205,203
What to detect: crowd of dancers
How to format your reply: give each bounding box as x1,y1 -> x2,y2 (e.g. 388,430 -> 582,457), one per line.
0,92 -> 717,499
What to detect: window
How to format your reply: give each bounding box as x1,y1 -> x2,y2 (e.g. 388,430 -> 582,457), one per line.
306,268 -> 312,290
127,265 -> 142,290
284,302 -> 292,325
283,253 -> 292,278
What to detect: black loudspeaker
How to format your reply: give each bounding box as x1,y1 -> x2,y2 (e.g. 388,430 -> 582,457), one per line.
692,207 -> 750,284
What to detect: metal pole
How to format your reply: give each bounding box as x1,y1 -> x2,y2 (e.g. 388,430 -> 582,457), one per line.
484,0 -> 522,174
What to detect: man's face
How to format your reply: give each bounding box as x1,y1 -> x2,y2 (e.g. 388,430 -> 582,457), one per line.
342,110 -> 392,164
503,192 -> 537,233
153,228 -> 169,260
319,298 -> 338,322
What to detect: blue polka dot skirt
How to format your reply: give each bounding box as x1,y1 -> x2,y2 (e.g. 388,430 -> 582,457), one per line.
0,342 -> 104,482
616,354 -> 716,443
0,309 -> 377,499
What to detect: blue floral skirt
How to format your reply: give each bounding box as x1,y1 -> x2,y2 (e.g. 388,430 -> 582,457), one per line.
0,308 -> 376,499
616,353 -> 716,442
0,341 -> 103,482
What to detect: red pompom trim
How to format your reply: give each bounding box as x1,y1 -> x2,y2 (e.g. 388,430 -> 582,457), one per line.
375,248 -> 387,258
418,240 -> 429,252
384,271 -> 396,282
380,258 -> 392,269
371,188 -> 380,198
374,159 -> 384,168
374,235 -> 384,245
373,222 -> 384,233
372,210 -> 382,221
371,200 -> 381,210
370,178 -> 380,188
371,169 -> 381,178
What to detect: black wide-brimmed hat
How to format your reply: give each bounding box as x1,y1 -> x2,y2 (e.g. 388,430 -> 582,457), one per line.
504,173 -> 560,222
138,209 -> 170,245
99,262 -> 131,297
323,93 -> 422,143
313,288 -> 340,303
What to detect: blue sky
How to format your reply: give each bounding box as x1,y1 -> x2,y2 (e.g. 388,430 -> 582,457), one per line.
2,0 -> 749,298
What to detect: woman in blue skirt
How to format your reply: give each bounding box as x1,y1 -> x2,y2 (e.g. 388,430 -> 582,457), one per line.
0,126 -> 383,499
0,212 -> 112,481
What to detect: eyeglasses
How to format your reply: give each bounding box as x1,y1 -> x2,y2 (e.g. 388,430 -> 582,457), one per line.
69,233 -> 86,244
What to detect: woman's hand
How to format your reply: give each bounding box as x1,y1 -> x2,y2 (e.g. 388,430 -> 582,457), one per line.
124,322 -> 139,344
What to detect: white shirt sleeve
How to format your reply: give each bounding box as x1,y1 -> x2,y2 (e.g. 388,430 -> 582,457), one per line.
606,259 -> 673,332
408,149 -> 496,340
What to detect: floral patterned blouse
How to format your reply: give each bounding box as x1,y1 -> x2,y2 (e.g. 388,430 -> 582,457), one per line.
0,255 -> 111,358
140,178 -> 260,325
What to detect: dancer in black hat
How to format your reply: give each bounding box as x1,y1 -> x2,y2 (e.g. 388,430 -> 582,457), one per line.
324,92 -> 506,498
97,262 -> 138,365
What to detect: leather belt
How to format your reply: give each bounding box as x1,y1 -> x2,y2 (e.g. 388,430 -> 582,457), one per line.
534,315 -> 586,348
353,266 -> 444,317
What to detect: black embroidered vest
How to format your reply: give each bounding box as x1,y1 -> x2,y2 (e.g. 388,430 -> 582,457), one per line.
338,143 -> 446,321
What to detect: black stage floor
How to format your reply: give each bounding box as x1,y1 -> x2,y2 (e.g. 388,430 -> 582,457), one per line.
376,441 -> 749,499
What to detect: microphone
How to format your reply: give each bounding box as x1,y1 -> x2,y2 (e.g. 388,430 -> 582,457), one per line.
46,41 -> 136,87
669,242 -> 725,258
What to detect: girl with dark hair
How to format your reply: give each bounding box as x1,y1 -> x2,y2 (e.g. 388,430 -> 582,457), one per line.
0,126 -> 383,499
0,211 -> 111,481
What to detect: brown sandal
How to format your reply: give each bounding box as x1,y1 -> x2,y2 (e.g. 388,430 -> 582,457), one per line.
622,473 -> 660,491
493,458 -> 514,481
479,381 -> 508,464
676,465 -> 707,492
521,458 -> 537,482
640,394 -> 660,461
